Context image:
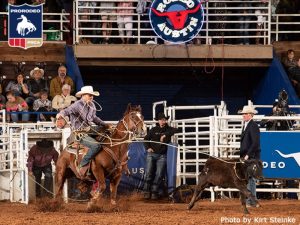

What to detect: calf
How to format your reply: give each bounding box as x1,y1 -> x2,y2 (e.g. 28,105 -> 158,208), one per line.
187,157 -> 263,214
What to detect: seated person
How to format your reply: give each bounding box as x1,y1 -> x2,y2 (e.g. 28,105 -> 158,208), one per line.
288,58 -> 300,96
26,67 -> 48,107
49,65 -> 74,99
5,72 -> 29,99
52,84 -> 77,111
33,90 -> 53,121
5,91 -> 29,122
0,83 -> 6,107
282,49 -> 297,70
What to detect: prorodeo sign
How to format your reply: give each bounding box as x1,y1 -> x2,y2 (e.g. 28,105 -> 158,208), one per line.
149,0 -> 204,44
8,4 -> 43,49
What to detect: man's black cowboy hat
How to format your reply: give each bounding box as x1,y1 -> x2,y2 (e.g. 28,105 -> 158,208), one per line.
36,139 -> 54,151
155,112 -> 170,120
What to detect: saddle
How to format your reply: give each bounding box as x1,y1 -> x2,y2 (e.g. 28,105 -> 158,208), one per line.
66,142 -> 93,179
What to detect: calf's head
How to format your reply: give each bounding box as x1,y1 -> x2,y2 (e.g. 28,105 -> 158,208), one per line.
244,159 -> 263,180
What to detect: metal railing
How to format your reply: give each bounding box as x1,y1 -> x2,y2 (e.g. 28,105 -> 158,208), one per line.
271,14 -> 300,42
74,0 -> 272,45
1,2 -> 299,45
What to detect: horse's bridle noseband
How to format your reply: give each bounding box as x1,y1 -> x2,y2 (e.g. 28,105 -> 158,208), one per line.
121,111 -> 144,135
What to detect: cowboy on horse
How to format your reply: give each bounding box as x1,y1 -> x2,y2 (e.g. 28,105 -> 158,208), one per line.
56,86 -> 112,177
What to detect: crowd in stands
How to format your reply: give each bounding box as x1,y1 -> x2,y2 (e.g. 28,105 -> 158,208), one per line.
0,64 -> 77,123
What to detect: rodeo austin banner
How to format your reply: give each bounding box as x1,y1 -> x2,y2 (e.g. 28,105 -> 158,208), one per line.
8,4 -> 43,49
149,0 -> 204,44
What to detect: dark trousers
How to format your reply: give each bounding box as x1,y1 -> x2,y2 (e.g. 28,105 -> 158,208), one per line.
143,153 -> 167,195
33,164 -> 53,198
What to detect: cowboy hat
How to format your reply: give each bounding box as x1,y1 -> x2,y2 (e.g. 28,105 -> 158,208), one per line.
75,86 -> 100,98
30,67 -> 44,77
238,105 -> 258,114
36,139 -> 54,151
155,112 -> 170,120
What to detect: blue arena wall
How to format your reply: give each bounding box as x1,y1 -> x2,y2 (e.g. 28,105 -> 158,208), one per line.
65,46 -> 84,92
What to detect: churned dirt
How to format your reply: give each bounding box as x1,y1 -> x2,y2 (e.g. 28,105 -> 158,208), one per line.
0,195 -> 299,225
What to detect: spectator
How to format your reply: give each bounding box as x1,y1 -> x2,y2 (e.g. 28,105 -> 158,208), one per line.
26,67 -> 48,107
27,139 -> 58,198
50,65 -> 74,99
5,91 -> 29,122
52,84 -> 77,111
33,89 -> 53,121
117,1 -> 134,44
100,0 -> 116,44
211,1 -> 227,44
255,1 -> 267,44
238,105 -> 261,208
56,0 -> 72,13
32,0 -> 45,5
236,2 -> 252,45
282,49 -> 297,70
288,58 -> 300,96
5,73 -> 29,99
6,0 -> 16,10
78,1 -> 97,44
0,84 -> 6,107
143,112 -> 178,200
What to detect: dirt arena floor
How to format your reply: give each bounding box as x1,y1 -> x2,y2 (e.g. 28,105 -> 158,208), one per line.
0,196 -> 299,225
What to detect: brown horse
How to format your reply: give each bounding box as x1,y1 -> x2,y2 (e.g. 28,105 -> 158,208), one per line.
55,104 -> 145,206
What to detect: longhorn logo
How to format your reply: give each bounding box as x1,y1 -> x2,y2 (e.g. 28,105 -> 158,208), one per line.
149,0 -> 204,44
275,150 -> 300,167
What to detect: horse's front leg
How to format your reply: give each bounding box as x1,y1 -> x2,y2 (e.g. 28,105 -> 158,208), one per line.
55,160 -> 68,199
90,163 -> 106,203
110,173 -> 122,205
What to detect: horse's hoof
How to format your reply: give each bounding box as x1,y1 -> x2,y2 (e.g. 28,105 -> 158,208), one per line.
244,209 -> 250,215
111,200 -> 117,205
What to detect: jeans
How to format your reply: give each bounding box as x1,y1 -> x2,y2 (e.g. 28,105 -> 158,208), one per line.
79,135 -> 101,167
238,16 -> 250,44
33,164 -> 53,198
10,111 -> 29,122
237,3 -> 252,44
143,153 -> 167,195
25,96 -> 36,108
246,177 -> 257,205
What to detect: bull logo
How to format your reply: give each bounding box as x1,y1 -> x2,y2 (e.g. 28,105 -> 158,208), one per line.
8,4 -> 43,49
275,150 -> 300,167
149,0 -> 204,44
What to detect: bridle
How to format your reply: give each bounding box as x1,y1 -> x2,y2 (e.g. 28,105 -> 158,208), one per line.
119,111 -> 144,136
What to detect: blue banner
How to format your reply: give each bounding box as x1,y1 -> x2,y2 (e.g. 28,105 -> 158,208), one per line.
261,132 -> 300,179
118,142 -> 177,193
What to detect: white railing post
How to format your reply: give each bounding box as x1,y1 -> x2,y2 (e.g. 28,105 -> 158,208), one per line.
267,0 -> 271,45
75,0 -> 79,44
205,0 -> 209,45
276,15 -> 279,41
137,14 -> 141,44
